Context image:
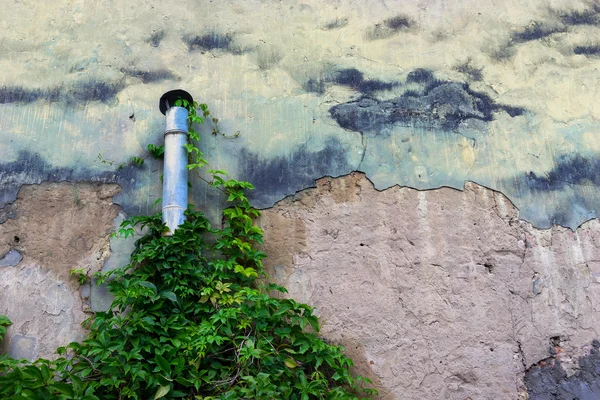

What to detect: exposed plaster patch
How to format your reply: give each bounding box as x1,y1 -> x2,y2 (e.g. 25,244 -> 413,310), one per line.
258,172 -> 600,399
0,181 -> 121,360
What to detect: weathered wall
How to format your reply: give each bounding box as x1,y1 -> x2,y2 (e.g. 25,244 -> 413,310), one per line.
259,173 -> 600,399
2,0 -> 600,398
0,182 -> 120,360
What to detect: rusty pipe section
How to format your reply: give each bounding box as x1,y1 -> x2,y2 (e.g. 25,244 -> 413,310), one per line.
162,106 -> 189,235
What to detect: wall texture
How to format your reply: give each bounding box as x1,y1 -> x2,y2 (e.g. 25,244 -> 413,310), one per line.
2,0 -> 600,398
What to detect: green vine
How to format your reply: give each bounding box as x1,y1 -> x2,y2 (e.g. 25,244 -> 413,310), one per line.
0,102 -> 377,399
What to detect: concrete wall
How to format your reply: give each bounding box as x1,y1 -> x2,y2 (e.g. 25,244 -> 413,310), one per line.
2,0 -> 600,398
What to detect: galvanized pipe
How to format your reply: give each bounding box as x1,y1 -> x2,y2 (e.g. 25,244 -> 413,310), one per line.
161,106 -> 189,235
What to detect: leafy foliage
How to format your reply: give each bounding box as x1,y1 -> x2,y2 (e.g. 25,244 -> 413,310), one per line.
0,102 -> 376,399
0,315 -> 10,342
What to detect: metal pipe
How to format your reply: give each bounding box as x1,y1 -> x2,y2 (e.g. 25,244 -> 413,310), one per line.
162,106 -> 189,235
159,89 -> 194,235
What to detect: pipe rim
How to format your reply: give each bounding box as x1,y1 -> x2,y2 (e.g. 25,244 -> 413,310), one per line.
159,89 -> 194,115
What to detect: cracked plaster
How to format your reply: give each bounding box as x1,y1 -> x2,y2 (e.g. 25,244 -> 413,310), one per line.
258,172 -> 600,399
0,182 -> 120,360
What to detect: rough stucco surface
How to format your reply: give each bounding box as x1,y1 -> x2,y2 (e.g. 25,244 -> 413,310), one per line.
258,172 -> 600,399
3,0 -> 600,397
0,182 -> 120,360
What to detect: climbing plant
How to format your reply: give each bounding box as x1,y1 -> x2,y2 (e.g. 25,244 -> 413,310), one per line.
0,101 -> 377,400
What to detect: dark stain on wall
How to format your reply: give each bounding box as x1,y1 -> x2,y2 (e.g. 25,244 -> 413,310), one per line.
386,15 -> 413,30
303,78 -> 326,94
121,68 -> 177,83
238,138 -> 351,208
511,22 -> 566,44
555,2 -> 600,26
0,151 -> 143,215
183,32 -> 246,54
334,68 -> 365,88
490,43 -> 518,61
574,45 -> 600,55
67,80 -> 126,103
365,14 -> 415,40
525,154 -> 600,191
333,68 -> 396,94
454,59 -> 484,82
406,68 -> 435,84
499,2 -> 600,58
328,69 -> 525,132
303,68 -> 398,95
0,86 -> 60,104
516,153 -> 600,227
148,30 -> 165,47
322,18 -> 349,30
0,80 -> 125,105
526,340 -> 600,400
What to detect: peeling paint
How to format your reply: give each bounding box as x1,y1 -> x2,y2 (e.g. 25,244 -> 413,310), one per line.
526,340 -> 600,399
0,151 -> 146,216
240,138 -> 352,209
0,181 -> 121,360
329,70 -> 526,132
259,172 -> 600,399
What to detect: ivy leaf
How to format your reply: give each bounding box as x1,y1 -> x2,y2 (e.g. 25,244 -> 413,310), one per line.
139,281 -> 157,294
284,358 -> 299,369
154,384 -> 171,399
162,291 -> 177,302
0,315 -> 12,327
52,383 -> 75,397
155,354 -> 172,376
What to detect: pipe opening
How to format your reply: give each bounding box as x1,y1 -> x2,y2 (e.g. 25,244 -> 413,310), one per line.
159,89 -> 194,115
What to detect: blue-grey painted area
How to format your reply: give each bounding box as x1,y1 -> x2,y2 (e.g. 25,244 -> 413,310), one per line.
574,45 -> 600,56
0,151 -> 157,217
526,341 -> 600,400
240,137 -> 353,208
8,335 -> 37,361
0,0 -> 598,233
0,249 -> 22,267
